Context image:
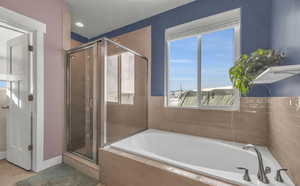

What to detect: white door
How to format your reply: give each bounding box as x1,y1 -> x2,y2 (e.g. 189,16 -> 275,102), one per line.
6,34 -> 32,170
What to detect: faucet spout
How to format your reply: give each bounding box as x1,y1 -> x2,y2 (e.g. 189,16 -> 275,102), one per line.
243,144 -> 269,184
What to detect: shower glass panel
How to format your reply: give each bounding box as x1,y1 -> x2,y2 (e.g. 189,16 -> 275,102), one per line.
67,44 -> 97,162
104,40 -> 148,145
66,38 -> 148,163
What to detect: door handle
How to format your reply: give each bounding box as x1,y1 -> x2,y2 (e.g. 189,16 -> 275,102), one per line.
1,105 -> 9,109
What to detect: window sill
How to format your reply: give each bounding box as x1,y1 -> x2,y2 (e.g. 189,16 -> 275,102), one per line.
164,105 -> 240,112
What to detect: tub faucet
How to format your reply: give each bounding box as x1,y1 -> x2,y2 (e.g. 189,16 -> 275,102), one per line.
242,144 -> 270,184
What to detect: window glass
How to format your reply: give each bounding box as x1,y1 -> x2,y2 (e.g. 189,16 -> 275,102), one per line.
168,37 -> 198,107
107,55 -> 119,102
201,28 -> 236,106
0,81 -> 6,88
167,28 -> 238,109
107,52 -> 135,105
121,52 -> 135,104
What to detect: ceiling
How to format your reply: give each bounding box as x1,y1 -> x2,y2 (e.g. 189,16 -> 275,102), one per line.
67,0 -> 195,39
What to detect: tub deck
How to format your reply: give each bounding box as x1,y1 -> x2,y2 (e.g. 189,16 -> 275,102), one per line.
100,147 -> 236,186
103,129 -> 294,186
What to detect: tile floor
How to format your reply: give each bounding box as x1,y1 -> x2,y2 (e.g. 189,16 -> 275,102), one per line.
0,160 -> 35,186
0,160 -> 104,186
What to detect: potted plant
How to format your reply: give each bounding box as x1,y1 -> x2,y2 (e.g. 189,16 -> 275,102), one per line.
229,49 -> 285,95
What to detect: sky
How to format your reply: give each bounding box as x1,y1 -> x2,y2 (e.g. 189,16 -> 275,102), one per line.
169,28 -> 235,91
0,81 -> 6,88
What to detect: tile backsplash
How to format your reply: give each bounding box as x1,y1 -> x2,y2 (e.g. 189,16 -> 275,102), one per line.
149,96 -> 269,145
269,97 -> 300,186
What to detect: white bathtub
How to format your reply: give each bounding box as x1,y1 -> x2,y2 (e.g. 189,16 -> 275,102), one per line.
110,129 -> 294,186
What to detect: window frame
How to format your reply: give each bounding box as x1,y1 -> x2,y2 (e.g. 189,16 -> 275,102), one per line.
164,9 -> 241,111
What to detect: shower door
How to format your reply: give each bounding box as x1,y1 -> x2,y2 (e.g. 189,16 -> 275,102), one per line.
66,44 -> 98,162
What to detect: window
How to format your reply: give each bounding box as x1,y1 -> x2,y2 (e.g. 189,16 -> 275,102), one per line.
120,52 -> 135,104
165,9 -> 240,110
168,37 -> 198,107
106,52 -> 135,104
107,55 -> 119,102
0,81 -> 7,88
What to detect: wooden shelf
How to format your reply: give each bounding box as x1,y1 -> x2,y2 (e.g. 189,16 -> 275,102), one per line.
253,65 -> 300,84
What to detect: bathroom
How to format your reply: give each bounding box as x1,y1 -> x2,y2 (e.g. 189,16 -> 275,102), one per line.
0,0 -> 299,186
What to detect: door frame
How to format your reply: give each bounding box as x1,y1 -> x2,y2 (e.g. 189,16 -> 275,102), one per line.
0,7 -> 56,172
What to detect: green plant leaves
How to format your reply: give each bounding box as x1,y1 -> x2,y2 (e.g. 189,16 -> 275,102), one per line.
229,49 -> 285,95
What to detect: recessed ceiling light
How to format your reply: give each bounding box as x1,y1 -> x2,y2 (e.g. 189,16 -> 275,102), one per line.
75,22 -> 84,28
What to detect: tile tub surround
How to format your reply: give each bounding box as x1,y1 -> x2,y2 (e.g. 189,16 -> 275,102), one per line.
148,96 -> 300,184
149,96 -> 269,146
269,97 -> 300,186
99,148 -> 236,186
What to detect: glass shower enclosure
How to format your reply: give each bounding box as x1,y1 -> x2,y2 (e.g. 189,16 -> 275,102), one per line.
66,38 -> 148,163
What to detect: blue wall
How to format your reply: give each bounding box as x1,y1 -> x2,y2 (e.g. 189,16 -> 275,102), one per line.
72,0 -> 300,97
89,0 -> 272,96
268,0 -> 300,96
71,32 -> 89,43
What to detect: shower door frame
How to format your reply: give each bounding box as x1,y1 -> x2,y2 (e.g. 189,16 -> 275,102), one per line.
66,43 -> 99,163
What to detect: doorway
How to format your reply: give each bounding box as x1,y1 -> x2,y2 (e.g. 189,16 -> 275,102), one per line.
0,6 -> 50,172
0,23 -> 33,170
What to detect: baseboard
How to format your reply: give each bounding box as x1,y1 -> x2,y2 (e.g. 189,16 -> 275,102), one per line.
38,155 -> 62,171
0,151 -> 6,160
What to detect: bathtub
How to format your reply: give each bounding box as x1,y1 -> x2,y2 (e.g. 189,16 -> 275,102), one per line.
110,129 -> 294,186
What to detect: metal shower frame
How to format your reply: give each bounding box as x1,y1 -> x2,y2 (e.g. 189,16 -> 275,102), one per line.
65,38 -> 148,163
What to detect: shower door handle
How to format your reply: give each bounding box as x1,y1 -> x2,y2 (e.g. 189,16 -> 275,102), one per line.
1,105 -> 9,109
